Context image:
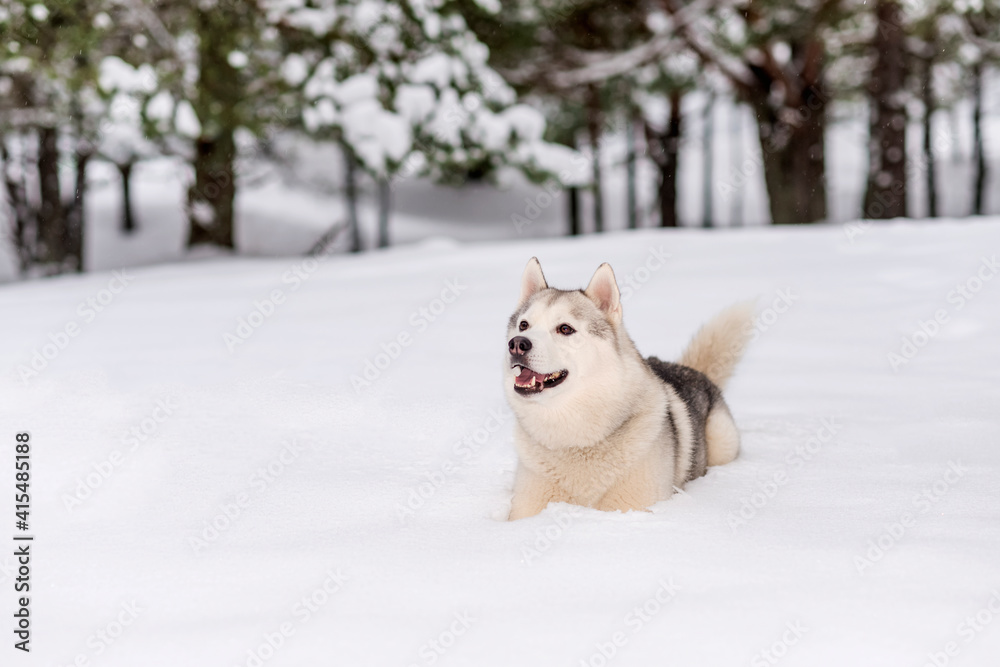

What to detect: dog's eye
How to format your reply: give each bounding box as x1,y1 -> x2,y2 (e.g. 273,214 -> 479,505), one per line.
519,320 -> 529,331
557,324 -> 576,335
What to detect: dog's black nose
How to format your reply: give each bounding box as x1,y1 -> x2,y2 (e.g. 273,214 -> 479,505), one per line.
508,336 -> 531,356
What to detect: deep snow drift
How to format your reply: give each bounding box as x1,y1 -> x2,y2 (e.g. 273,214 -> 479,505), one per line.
2,219 -> 999,666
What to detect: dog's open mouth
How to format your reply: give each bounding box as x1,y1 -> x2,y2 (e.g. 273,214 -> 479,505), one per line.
512,365 -> 568,395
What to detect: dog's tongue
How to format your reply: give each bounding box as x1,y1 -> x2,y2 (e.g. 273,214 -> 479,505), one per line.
515,366 -> 548,388
516,367 -> 537,383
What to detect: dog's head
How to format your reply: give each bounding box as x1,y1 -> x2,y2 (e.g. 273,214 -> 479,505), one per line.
503,257 -> 625,404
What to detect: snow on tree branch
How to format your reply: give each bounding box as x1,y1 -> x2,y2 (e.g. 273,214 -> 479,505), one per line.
265,0 -> 585,185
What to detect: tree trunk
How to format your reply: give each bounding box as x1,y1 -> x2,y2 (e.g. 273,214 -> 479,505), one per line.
187,6 -> 243,249
2,135 -> 34,274
587,86 -> 604,233
921,55 -> 937,218
187,132 -> 236,247
626,111 -> 638,229
66,56 -> 89,272
663,92 -> 682,228
646,90 -> 683,228
377,175 -> 390,248
972,60 -> 986,216
66,148 -> 90,272
863,0 -> 908,219
565,134 -> 581,236
119,162 -> 137,233
567,186 -> 581,236
37,126 -> 66,267
702,92 -> 715,228
729,100 -> 743,226
749,86 -> 828,225
344,147 -> 362,253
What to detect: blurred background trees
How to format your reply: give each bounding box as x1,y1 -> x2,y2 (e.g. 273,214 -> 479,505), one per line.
1,0 -> 997,277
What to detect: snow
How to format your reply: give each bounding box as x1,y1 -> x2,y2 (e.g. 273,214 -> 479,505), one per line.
302,98 -> 338,133
227,50 -> 249,69
281,54 -> 310,87
471,0 -> 500,12
2,218 -> 999,665
28,3 -> 48,21
92,11 -> 112,30
396,84 -> 438,124
334,73 -> 379,107
471,107 -> 512,151
145,90 -> 174,124
502,104 -> 546,143
174,100 -> 202,139
352,0 -> 385,35
410,52 -> 461,90
277,5 -> 338,36
341,100 -> 412,172
426,89 -> 464,147
99,99 -> 156,165
303,59 -> 337,100
261,1 -> 584,185
525,141 -> 590,186
98,57 -> 157,95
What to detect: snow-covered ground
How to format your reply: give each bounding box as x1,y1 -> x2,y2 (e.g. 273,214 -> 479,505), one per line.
2,218 -> 999,666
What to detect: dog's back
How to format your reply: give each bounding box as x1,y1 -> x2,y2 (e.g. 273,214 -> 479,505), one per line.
645,358 -> 720,484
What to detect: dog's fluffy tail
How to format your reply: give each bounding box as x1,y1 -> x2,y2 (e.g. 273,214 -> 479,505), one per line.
679,302 -> 756,389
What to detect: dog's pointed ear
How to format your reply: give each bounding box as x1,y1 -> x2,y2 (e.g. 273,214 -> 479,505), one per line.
585,263 -> 622,323
519,257 -> 548,304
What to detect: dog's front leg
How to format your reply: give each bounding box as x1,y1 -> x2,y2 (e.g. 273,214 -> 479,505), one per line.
508,463 -> 566,520
594,451 -> 672,513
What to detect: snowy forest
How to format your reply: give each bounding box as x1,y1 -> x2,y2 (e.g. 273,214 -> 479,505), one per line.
1,0 -> 998,277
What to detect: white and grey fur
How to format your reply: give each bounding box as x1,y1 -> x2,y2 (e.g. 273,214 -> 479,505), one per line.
504,257 -> 753,520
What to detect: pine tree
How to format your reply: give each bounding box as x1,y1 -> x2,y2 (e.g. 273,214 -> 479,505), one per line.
0,1 -> 116,273
267,0 -> 579,246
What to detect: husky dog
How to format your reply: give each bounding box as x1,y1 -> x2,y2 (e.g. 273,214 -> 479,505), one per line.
504,257 -> 753,521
